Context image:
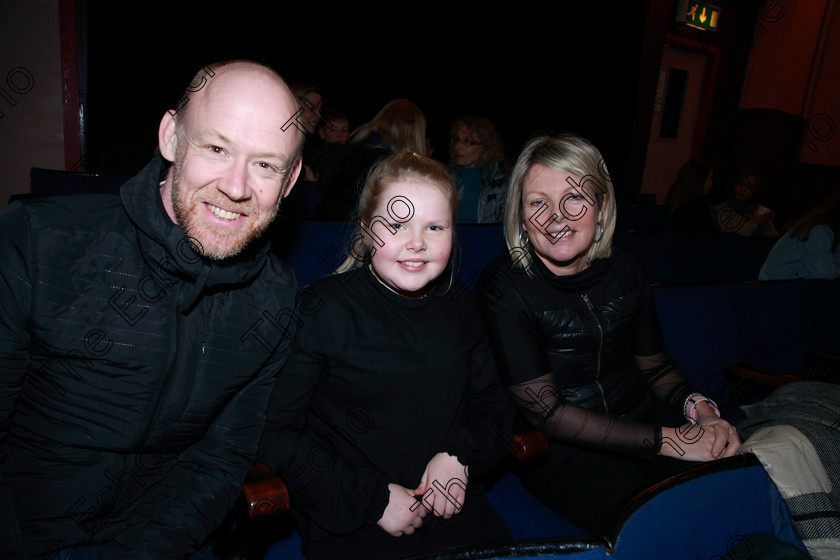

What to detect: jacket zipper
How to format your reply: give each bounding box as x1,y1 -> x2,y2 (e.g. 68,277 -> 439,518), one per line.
138,285 -> 183,447
581,293 -> 609,415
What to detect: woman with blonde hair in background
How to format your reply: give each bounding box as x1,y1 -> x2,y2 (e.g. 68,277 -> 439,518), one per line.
316,99 -> 427,220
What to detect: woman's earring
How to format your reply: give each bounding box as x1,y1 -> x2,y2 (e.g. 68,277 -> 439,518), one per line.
593,223 -> 604,243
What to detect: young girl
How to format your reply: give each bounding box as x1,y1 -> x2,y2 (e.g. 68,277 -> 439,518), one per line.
259,152 -> 514,559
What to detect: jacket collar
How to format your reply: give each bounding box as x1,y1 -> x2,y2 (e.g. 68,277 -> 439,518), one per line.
120,156 -> 271,311
530,245 -> 609,292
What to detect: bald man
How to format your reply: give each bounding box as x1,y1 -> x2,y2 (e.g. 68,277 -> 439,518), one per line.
0,61 -> 304,559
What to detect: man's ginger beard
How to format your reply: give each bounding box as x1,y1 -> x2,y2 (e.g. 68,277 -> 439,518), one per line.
170,135 -> 282,260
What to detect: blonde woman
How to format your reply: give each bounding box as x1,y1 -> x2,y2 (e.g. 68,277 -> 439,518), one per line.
476,134 -> 740,534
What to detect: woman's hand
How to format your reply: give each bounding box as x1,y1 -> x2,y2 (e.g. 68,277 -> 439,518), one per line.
377,483 -> 426,537
695,403 -> 741,457
659,424 -> 710,461
659,411 -> 740,461
414,453 -> 469,519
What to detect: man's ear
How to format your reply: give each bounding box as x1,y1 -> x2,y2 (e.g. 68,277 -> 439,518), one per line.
158,110 -> 178,162
282,156 -> 303,198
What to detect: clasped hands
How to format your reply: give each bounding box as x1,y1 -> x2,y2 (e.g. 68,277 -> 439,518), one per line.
376,452 -> 468,537
660,403 -> 741,461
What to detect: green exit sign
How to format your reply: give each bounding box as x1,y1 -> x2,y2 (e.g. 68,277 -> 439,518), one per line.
679,0 -> 720,31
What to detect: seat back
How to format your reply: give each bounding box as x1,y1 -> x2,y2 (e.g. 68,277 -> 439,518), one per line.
652,283 -> 733,406
282,181 -> 322,219
605,454 -> 805,559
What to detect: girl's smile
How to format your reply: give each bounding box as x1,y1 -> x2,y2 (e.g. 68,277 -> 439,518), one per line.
367,180 -> 453,299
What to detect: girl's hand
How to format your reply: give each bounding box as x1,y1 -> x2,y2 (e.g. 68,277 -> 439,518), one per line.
414,452 -> 468,519
377,483 -> 426,537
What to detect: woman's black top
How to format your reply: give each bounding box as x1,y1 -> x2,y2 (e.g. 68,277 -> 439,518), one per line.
476,247 -> 699,453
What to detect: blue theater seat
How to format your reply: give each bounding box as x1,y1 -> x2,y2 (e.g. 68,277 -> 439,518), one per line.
483,472 -> 586,540
258,457 -> 805,559
652,278 -> 840,421
602,454 -> 806,559
453,224 -> 506,290
264,525 -> 303,560
380,455 -> 805,559
723,279 -> 840,374
261,474 -> 599,560
270,219 -> 355,287
651,283 -> 734,407
613,230 -> 777,284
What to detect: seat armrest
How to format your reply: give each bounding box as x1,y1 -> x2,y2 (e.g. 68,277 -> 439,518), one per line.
242,462 -> 290,520
511,430 -> 549,461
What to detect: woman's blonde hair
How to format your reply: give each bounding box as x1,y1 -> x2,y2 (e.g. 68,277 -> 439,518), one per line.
336,152 -> 461,280
504,134 -> 617,275
348,99 -> 426,155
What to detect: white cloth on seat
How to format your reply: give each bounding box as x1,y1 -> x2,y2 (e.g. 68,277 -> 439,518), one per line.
741,425 -> 831,499
738,382 -> 840,560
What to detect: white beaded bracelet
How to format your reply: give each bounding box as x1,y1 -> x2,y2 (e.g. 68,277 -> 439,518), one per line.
684,393 -> 720,425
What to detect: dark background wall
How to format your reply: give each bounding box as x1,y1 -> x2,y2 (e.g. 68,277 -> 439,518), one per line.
14,0 -> 834,222
85,1 -> 649,189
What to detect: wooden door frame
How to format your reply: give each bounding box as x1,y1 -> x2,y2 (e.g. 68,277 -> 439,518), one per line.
664,32 -> 721,160
59,0 -> 83,171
